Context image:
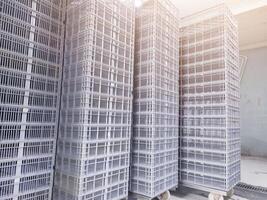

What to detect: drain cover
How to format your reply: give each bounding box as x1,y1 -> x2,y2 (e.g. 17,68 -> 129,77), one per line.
235,182 -> 267,194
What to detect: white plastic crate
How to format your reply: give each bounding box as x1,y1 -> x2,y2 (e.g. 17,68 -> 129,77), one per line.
130,0 -> 180,199
53,0 -> 135,200
0,0 -> 64,199
179,4 -> 240,193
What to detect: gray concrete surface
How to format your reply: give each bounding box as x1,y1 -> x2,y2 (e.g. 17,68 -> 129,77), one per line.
240,47 -> 267,157
241,156 -> 267,187
170,187 -> 248,200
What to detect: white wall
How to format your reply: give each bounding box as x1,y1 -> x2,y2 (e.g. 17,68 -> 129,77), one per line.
240,47 -> 267,157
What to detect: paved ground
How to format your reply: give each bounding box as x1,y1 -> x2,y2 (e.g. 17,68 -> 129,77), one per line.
170,187 -> 249,200
241,156 -> 267,188
170,187 -> 207,200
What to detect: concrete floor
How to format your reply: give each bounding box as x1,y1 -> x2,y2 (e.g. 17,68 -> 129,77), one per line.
241,156 -> 267,188
170,187 -> 249,200
170,187 -> 207,200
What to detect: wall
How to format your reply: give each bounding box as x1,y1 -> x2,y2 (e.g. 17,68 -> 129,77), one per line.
240,47 -> 267,157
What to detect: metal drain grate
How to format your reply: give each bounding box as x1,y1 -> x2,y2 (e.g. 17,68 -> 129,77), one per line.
235,182 -> 267,194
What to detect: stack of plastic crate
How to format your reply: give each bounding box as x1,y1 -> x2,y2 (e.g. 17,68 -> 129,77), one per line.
0,0 -> 64,199
130,0 -> 180,199
179,4 -> 240,195
53,0 -> 135,199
